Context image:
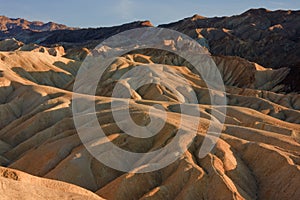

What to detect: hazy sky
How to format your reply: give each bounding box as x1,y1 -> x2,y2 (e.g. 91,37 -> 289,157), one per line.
0,0 -> 299,28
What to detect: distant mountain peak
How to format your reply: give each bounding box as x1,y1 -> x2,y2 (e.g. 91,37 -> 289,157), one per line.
140,20 -> 154,27
0,15 -> 76,32
191,14 -> 207,21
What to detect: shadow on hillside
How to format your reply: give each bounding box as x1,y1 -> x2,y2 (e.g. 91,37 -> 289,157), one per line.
53,60 -> 81,76
11,67 -> 73,90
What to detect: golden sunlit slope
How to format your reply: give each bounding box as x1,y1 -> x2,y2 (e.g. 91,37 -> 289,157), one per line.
0,166 -> 104,200
0,48 -> 299,200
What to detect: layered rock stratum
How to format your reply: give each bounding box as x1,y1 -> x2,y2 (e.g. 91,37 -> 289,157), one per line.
0,8 -> 299,200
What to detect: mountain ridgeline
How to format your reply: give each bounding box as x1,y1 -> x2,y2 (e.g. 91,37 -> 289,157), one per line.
0,8 -> 299,92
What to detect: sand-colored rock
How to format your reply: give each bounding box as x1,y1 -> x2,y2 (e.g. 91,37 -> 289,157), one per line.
0,166 -> 105,200
0,48 -> 298,200
0,10 -> 299,199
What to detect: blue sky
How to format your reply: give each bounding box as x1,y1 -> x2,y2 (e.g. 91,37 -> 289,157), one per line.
0,0 -> 299,28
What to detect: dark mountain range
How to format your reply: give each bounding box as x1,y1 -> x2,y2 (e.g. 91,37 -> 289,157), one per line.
160,8 -> 300,92
0,17 -> 153,47
0,9 -> 299,91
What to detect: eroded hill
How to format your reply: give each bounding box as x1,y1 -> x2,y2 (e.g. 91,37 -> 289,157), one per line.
0,9 -> 300,200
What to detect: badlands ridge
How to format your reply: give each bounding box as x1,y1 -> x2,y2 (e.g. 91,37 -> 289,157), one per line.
0,9 -> 299,200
